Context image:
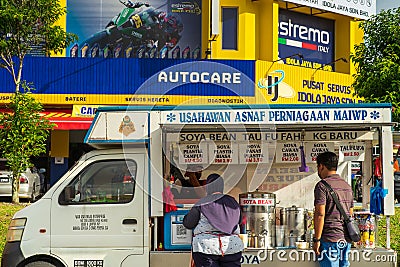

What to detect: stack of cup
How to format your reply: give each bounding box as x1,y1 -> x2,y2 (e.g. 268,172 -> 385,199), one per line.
239,233 -> 248,249
275,225 -> 285,247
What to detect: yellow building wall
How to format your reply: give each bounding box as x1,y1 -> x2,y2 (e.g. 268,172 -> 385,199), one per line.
211,0 -> 365,77
54,0 -> 365,74
51,131 -> 69,157
50,0 -> 68,57
350,20 -> 363,76
212,0 -> 257,59
202,0 -> 210,59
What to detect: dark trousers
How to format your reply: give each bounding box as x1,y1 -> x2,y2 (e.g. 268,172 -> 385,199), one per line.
192,252 -> 242,267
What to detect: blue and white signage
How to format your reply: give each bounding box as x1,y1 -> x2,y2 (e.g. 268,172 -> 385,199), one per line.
161,107 -> 391,125
279,10 -> 334,68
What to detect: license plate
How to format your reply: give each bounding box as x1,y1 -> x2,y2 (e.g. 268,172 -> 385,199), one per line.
0,178 -> 9,183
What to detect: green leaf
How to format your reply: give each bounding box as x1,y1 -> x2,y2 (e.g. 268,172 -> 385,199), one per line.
0,82 -> 55,203
351,7 -> 400,128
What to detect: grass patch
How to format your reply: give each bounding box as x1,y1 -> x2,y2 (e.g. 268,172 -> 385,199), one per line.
378,208 -> 400,251
0,202 -> 28,265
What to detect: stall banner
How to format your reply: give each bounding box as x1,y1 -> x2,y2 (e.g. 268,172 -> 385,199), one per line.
66,0 -> 201,59
339,142 -> 366,162
162,106 -> 392,125
279,10 -> 334,68
168,131 -> 373,142
208,143 -> 239,164
275,143 -> 300,163
279,0 -> 375,20
238,143 -> 271,164
256,61 -> 363,104
178,143 -> 208,164
305,142 -> 335,163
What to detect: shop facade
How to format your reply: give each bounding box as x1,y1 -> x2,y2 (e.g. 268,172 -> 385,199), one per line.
0,1 -> 375,190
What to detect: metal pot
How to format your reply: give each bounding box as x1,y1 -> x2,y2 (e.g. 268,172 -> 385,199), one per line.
281,205 -> 307,246
240,192 -> 276,248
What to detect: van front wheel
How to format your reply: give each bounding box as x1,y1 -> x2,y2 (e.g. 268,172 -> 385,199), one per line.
25,261 -> 57,267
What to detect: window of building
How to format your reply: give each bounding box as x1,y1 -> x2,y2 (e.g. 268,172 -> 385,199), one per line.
222,7 -> 238,50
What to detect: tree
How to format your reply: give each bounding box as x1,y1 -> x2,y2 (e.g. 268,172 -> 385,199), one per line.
0,82 -> 54,203
0,0 -> 76,202
0,0 -> 77,92
351,8 -> 400,123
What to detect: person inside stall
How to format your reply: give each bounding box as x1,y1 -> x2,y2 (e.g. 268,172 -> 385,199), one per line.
174,165 -> 206,198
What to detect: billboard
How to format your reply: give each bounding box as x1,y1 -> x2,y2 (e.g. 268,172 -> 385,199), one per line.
0,58 -> 256,105
278,9 -> 335,69
279,0 -> 375,20
66,0 -> 202,59
256,61 -> 363,104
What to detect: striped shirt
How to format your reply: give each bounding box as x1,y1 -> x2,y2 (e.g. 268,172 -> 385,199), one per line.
314,174 -> 354,242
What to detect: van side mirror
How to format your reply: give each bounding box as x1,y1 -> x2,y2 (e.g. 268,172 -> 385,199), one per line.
63,185 -> 76,202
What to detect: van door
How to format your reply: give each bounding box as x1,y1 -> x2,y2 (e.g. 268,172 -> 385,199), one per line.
50,152 -> 147,267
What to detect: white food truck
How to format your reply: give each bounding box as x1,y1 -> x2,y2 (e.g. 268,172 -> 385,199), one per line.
2,104 -> 397,267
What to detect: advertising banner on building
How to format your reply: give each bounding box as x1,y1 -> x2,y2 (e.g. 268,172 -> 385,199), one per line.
256,61 -> 363,104
279,0 -> 375,20
278,9 -> 335,69
0,59 -> 255,105
0,58 -> 362,106
66,0 -> 202,59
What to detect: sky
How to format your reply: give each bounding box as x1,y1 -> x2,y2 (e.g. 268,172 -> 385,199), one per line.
376,0 -> 400,12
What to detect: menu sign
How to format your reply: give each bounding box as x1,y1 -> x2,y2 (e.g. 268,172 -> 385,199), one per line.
305,142 -> 334,163
339,142 -> 366,161
178,143 -> 208,164
276,143 -> 300,163
208,143 -> 239,164
239,143 -> 270,164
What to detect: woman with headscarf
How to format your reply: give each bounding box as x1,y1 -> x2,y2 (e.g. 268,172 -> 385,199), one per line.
183,173 -> 244,267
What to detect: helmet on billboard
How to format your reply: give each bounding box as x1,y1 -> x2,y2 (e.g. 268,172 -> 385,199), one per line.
160,13 -> 183,35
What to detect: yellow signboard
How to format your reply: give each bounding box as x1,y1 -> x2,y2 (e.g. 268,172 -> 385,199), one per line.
255,61 -> 363,104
